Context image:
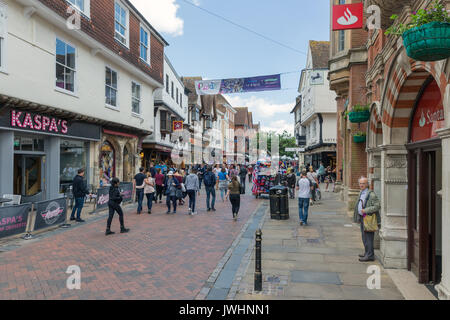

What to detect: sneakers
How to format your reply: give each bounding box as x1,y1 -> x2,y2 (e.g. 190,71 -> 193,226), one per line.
166,211 -> 171,214
207,208 -> 211,212
76,219 -> 85,223
212,208 -> 216,212
188,208 -> 192,215
120,228 -> 130,234
105,230 -> 115,236
70,217 -> 76,221
300,221 -> 303,226
148,210 -> 152,214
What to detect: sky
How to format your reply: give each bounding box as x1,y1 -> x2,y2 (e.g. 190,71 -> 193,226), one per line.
130,0 -> 331,134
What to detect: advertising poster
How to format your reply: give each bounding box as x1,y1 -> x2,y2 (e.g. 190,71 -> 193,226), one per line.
34,198 -> 67,231
0,204 -> 31,239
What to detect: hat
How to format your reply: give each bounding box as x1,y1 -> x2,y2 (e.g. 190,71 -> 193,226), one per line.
168,171 -> 174,176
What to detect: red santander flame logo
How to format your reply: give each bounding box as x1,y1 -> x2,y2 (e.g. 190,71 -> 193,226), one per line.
332,3 -> 364,31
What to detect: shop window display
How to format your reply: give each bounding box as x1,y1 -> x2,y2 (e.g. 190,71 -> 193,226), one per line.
100,141 -> 115,186
60,140 -> 87,192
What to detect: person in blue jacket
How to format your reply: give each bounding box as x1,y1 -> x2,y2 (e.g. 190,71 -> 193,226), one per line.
164,171 -> 181,214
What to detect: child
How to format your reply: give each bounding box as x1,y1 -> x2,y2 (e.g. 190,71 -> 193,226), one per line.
106,177 -> 130,235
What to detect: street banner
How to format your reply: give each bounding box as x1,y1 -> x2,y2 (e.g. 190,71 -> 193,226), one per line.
119,182 -> 133,203
173,121 -> 183,131
0,204 -> 31,239
332,3 -> 364,30
96,187 -> 110,211
34,198 -> 67,231
285,148 -> 305,152
195,74 -> 281,95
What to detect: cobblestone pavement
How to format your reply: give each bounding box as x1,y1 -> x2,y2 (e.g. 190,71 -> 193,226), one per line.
233,188 -> 405,300
0,185 -> 262,300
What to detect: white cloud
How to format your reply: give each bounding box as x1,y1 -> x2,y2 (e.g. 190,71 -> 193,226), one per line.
261,120 -> 294,135
224,95 -> 292,118
130,0 -> 184,36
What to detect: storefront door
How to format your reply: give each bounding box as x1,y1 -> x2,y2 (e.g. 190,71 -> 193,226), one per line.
13,154 -> 44,198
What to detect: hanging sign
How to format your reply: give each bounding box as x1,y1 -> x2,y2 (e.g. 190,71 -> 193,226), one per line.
173,120 -> 183,131
195,74 -> 281,95
332,3 -> 364,31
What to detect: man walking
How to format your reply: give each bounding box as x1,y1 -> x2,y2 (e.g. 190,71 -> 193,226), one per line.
203,166 -> 217,212
318,162 -> 325,183
239,165 -> 247,192
133,167 -> 146,215
296,171 -> 312,226
70,168 -> 90,222
354,177 -> 381,262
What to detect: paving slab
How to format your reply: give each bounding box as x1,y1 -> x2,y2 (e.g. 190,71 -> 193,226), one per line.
291,270 -> 342,285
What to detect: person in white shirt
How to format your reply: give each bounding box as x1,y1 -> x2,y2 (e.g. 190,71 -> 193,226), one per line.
296,171 -> 312,226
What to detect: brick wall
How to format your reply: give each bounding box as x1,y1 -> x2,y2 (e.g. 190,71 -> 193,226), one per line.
38,0 -> 164,84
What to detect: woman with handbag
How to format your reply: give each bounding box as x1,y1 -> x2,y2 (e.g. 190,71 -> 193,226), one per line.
144,172 -> 155,214
174,170 -> 185,205
306,166 -> 319,206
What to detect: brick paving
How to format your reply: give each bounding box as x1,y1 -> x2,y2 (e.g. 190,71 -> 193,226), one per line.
0,187 -> 261,300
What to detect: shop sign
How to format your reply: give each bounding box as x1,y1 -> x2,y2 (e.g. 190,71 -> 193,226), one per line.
0,204 -> 31,239
34,198 -> 67,231
0,108 -> 101,140
173,121 -> 183,131
332,3 -> 364,31
411,80 -> 445,142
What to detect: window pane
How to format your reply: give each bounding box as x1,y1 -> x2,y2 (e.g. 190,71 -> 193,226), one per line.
105,86 -> 111,105
56,39 -> 66,65
111,71 -> 117,89
110,89 -> 117,106
105,68 -> 111,86
65,68 -> 75,92
132,99 -> 140,114
56,63 -> 65,89
66,45 -> 75,69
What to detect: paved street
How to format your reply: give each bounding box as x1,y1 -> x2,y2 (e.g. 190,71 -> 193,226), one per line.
233,189 -> 405,300
0,185 -> 261,300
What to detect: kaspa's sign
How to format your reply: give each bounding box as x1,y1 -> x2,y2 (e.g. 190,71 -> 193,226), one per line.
332,3 -> 364,31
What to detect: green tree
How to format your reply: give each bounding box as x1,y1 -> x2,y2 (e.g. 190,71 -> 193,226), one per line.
257,131 -> 297,158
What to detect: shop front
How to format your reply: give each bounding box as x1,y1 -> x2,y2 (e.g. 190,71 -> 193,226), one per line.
142,143 -> 173,170
0,107 -> 101,201
407,78 -> 444,285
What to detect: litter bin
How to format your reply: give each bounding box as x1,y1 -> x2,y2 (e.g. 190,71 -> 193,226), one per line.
269,186 -> 289,220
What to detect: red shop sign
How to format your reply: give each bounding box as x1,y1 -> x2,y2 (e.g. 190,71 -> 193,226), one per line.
332,3 -> 364,31
411,80 -> 445,142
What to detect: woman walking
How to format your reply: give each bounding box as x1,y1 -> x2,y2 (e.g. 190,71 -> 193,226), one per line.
165,171 -> 180,214
227,176 -> 241,221
307,166 -> 320,205
106,177 -> 129,235
218,168 -> 229,202
154,168 -> 165,204
174,170 -> 185,205
144,172 -> 155,214
185,169 -> 199,215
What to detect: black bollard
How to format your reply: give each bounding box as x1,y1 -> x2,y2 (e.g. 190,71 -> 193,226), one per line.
254,229 -> 262,292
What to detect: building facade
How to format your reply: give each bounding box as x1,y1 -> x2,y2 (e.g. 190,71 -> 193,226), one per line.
0,0 -> 166,201
299,41 -> 337,170
142,55 -> 187,169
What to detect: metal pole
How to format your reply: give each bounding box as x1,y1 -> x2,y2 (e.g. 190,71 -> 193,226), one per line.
60,196 -> 71,228
254,229 -> 262,292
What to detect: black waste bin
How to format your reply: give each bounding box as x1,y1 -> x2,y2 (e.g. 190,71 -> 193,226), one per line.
269,186 -> 289,220
269,187 -> 281,220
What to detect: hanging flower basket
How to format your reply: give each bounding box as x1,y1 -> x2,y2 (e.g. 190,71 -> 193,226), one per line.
403,22 -> 450,61
353,134 -> 366,143
348,110 -> 370,123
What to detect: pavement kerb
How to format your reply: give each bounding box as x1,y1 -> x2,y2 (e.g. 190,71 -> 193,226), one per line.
195,199 -> 269,300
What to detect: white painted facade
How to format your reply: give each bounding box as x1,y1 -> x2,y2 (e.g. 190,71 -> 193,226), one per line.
0,0 -> 161,133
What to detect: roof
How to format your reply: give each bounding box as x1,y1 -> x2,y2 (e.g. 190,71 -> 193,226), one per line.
234,107 -> 249,126
309,41 -> 330,69
181,76 -> 202,106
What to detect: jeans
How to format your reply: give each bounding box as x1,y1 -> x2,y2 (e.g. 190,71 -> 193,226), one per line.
166,195 -> 177,212
71,197 -> 85,220
155,185 -> 164,202
239,176 -> 246,190
136,189 -> 144,213
298,198 -> 310,224
145,193 -> 154,211
107,203 -> 124,230
205,186 -> 216,209
229,194 -> 240,215
198,177 -> 203,190
187,190 -> 196,212
360,221 -> 375,259
219,187 -> 227,201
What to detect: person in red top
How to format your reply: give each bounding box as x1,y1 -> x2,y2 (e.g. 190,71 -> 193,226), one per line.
247,165 -> 254,183
154,168 -> 165,204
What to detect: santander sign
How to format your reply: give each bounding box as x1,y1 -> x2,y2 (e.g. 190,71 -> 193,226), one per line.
333,3 -> 364,31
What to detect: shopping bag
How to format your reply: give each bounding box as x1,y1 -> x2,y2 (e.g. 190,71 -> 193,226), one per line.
363,214 -> 378,232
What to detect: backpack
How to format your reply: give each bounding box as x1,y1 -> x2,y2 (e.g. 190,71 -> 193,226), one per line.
203,172 -> 213,187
